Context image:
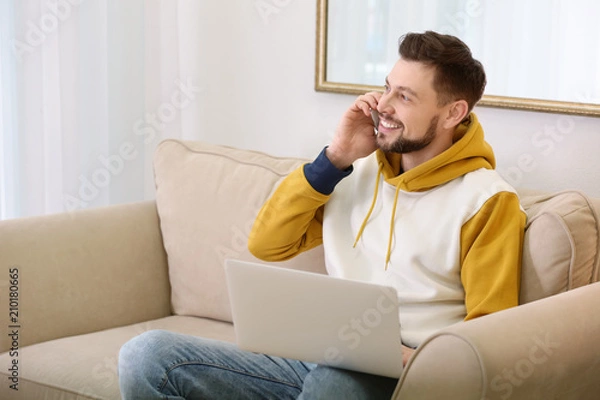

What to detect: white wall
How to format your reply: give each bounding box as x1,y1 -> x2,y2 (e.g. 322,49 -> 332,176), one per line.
179,0 -> 600,197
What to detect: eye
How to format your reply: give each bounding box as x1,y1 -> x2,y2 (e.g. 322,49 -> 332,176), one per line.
401,93 -> 410,102
384,84 -> 390,93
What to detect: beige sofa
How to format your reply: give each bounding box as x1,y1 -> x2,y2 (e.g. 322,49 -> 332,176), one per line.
1,139 -> 599,400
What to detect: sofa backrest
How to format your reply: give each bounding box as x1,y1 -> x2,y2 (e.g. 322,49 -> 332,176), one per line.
153,140 -> 599,323
518,190 -> 600,303
154,140 -> 326,322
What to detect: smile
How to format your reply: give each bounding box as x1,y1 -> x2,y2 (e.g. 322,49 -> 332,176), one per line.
380,119 -> 401,129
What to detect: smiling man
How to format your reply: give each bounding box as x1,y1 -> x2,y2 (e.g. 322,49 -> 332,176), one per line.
119,31 -> 526,400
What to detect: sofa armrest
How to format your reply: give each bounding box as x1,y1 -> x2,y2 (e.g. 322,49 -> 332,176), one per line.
393,281 -> 600,400
0,201 -> 171,353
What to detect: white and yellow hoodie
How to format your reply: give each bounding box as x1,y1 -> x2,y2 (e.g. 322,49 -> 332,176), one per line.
248,113 -> 526,348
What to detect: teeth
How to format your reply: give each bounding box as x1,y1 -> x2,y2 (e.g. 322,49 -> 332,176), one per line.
381,119 -> 400,129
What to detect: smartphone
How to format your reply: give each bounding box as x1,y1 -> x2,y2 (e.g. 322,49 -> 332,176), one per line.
370,109 -> 380,136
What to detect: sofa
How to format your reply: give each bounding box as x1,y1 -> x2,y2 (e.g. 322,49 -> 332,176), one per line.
1,139 -> 599,400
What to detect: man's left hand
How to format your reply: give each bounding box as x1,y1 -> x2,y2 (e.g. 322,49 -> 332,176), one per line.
402,345 -> 415,367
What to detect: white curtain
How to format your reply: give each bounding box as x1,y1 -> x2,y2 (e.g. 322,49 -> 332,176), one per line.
0,0 -> 203,220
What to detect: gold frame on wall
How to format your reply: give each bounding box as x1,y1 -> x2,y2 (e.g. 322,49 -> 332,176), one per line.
314,0 -> 600,117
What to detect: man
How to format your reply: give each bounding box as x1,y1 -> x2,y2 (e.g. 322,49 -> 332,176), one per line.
118,31 -> 525,400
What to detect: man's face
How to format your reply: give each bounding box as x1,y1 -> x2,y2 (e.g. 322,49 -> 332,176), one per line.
375,58 -> 445,154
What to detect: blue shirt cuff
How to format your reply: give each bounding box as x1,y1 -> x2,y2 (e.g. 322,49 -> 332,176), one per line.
303,147 -> 353,195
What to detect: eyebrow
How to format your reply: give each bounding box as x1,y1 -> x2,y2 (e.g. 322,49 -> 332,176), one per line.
385,77 -> 419,100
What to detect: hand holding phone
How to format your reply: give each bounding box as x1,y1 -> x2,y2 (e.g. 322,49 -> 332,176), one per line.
327,92 -> 381,169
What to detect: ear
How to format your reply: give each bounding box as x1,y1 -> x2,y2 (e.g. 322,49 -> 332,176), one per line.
442,100 -> 469,129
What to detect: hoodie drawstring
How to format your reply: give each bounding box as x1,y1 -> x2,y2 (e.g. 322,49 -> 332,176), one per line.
353,161 -> 402,270
385,185 -> 402,270
352,162 -> 400,271
353,162 -> 384,248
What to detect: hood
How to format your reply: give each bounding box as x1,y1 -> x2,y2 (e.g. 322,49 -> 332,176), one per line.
376,113 -> 495,192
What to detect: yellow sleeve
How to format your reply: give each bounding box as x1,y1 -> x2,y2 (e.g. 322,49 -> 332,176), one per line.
248,165 -> 330,261
460,191 -> 526,320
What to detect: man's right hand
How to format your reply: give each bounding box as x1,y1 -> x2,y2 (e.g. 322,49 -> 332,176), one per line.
326,92 -> 382,170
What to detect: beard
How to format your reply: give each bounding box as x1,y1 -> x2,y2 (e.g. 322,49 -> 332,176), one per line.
378,115 -> 439,154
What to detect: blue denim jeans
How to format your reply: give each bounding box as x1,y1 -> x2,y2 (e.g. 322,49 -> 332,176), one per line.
118,330 -> 398,400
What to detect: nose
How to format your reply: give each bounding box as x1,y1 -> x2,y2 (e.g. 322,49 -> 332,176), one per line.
376,92 -> 394,116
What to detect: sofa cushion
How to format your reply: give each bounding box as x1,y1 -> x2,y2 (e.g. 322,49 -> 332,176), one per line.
519,190 -> 600,303
0,315 -> 235,400
154,140 -> 326,322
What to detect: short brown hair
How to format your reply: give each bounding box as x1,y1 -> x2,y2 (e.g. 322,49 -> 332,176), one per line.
398,31 -> 486,112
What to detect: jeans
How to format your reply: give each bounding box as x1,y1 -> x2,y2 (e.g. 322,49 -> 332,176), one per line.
118,330 -> 398,400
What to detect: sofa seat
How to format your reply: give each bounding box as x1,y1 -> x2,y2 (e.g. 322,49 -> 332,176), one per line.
0,316 -> 235,400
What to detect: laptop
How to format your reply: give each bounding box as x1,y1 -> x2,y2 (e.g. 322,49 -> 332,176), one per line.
224,259 -> 404,378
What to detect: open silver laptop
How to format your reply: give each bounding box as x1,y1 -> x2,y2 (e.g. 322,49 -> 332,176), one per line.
224,259 -> 403,378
